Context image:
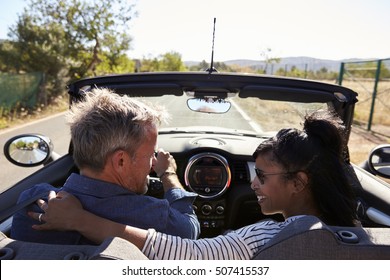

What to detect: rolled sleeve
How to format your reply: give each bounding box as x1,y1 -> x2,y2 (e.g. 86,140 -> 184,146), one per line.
164,188 -> 197,212
163,188 -> 200,239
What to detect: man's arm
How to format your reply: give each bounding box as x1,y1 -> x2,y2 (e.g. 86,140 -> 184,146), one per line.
154,150 -> 200,238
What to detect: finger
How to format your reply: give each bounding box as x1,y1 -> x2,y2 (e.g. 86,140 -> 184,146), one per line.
36,199 -> 48,211
36,198 -> 45,207
48,190 -> 57,200
32,222 -> 54,231
56,190 -> 70,199
28,211 -> 43,222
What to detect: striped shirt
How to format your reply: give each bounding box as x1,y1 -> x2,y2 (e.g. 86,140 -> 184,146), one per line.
142,215 -> 304,260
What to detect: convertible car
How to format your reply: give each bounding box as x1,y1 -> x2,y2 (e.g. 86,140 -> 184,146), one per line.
1,71 -> 390,259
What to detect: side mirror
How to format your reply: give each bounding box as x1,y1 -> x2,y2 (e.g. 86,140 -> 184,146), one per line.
3,134 -> 53,167
368,144 -> 390,179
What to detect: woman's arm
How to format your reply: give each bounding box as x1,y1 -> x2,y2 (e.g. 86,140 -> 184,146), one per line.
30,190 -> 148,248
30,191 -> 256,260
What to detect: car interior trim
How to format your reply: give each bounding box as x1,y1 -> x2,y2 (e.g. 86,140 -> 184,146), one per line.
366,207 -> 390,227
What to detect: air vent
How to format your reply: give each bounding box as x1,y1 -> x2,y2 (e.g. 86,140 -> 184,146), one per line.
232,161 -> 249,182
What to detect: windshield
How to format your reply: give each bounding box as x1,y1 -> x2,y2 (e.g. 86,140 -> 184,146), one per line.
139,95 -> 328,136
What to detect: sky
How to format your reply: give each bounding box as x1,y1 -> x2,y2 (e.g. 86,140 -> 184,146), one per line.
0,0 -> 390,62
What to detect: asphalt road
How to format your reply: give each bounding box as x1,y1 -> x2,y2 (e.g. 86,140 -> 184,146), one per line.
0,112 -> 70,193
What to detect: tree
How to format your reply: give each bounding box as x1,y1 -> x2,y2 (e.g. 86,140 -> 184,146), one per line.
259,48 -> 281,74
188,60 -> 238,72
159,52 -> 187,71
1,0 -> 137,95
95,53 -> 135,75
2,14 -> 69,93
139,56 -> 162,72
140,52 -> 187,72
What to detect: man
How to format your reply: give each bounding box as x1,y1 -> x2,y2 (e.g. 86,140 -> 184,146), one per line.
11,88 -> 199,244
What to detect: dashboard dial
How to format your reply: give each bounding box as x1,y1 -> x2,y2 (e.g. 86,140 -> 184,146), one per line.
184,152 -> 231,199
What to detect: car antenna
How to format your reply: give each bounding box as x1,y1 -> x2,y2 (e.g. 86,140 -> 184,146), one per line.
206,18 -> 218,74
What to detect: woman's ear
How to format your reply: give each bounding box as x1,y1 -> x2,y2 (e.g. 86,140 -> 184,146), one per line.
293,171 -> 309,193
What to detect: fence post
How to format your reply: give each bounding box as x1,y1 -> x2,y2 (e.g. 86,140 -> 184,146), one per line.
338,62 -> 345,85
367,59 -> 382,131
304,63 -> 307,79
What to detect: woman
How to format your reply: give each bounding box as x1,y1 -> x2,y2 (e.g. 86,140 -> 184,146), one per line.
30,110 -> 358,260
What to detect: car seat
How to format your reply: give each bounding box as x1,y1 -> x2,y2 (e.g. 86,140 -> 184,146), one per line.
252,215 -> 390,259
0,231 -> 148,260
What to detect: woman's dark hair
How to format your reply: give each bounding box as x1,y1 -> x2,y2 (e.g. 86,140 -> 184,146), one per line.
253,110 -> 357,226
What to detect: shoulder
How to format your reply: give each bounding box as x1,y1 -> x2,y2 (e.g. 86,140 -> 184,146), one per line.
235,218 -> 296,237
18,183 -> 58,203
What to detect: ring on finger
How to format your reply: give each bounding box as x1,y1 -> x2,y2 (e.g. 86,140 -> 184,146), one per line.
38,213 -> 43,222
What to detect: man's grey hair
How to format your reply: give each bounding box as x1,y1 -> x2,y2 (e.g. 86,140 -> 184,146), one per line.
67,88 -> 168,171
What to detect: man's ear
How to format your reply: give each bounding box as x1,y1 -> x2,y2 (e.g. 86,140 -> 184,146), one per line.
110,150 -> 126,170
293,171 -> 308,193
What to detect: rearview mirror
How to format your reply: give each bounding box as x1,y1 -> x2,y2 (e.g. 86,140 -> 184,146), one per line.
187,98 -> 231,113
368,144 -> 390,179
3,134 -> 53,167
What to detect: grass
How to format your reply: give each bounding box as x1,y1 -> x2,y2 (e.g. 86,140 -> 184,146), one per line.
341,80 -> 390,126
0,95 -> 68,130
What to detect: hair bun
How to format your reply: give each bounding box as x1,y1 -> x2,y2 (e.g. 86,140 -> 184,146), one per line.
303,110 -> 345,155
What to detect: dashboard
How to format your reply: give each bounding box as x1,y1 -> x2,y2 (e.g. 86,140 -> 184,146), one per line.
148,133 -> 282,238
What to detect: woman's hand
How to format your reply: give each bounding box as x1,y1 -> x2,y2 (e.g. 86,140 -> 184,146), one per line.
29,190 -> 149,247
29,190 -> 84,231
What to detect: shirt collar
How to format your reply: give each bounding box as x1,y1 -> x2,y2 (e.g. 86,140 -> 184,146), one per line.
63,173 -> 134,198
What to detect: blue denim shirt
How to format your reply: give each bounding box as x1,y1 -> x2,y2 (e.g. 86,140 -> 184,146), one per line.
11,173 -> 200,244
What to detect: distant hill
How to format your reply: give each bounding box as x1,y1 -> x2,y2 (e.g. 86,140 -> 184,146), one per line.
185,56 -> 380,74
225,57 -> 342,72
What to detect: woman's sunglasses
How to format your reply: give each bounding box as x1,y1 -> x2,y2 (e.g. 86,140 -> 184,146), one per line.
254,167 -> 296,184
